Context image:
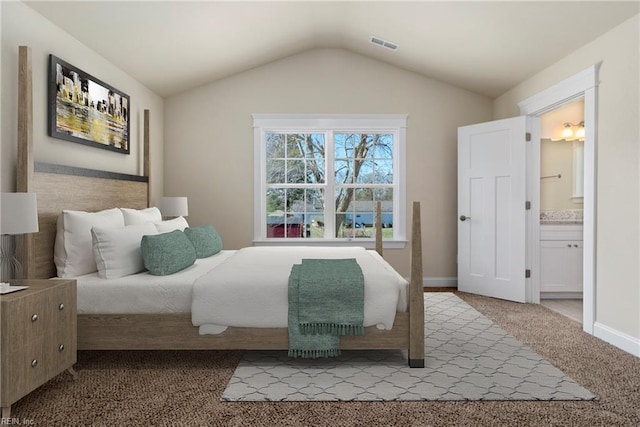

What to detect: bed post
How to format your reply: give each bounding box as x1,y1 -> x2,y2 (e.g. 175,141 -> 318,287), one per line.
375,201 -> 383,256
409,201 -> 425,367
17,45 -> 36,279
143,109 -> 151,207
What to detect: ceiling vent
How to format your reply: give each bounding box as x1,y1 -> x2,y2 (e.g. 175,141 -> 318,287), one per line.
370,36 -> 398,52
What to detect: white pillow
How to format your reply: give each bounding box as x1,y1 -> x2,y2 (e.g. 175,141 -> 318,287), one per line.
120,207 -> 162,225
54,208 -> 125,278
155,216 -> 189,233
92,223 -> 158,279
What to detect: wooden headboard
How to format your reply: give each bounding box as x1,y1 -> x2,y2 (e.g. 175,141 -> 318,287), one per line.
16,46 -> 150,279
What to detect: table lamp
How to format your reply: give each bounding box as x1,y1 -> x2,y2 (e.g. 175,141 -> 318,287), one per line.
1,192 -> 39,283
160,197 -> 188,219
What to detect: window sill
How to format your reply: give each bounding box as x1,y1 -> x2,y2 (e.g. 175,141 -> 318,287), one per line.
252,239 -> 407,250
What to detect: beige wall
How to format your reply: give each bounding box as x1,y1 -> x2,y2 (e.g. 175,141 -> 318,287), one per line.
164,48 -> 493,278
1,2 -> 164,204
494,15 -> 640,340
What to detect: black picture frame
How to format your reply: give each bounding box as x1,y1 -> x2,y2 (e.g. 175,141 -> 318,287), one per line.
48,55 -> 130,154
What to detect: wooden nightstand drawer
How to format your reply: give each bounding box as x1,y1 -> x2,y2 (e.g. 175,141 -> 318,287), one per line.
1,291 -> 49,344
2,342 -> 48,401
1,280 -> 77,417
47,283 -> 77,375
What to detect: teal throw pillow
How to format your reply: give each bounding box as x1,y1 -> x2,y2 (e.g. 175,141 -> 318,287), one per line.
140,230 -> 196,276
184,225 -> 222,258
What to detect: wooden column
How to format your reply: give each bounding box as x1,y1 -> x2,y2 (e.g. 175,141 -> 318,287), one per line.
17,46 -> 35,279
375,201 -> 383,256
143,109 -> 151,207
409,201 -> 425,367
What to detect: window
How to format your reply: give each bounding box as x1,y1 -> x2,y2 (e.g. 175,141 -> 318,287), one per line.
253,115 -> 407,248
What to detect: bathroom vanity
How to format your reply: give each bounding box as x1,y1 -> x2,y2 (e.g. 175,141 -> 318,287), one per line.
540,210 -> 583,297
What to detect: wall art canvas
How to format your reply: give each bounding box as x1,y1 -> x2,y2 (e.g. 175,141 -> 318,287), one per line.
48,55 -> 130,154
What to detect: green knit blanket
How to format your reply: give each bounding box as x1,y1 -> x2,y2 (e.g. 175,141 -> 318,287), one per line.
288,258 -> 364,359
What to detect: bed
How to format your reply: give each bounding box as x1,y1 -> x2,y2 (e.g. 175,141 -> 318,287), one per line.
15,45 -> 425,367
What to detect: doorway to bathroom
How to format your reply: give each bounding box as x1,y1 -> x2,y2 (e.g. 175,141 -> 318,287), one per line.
538,99 -> 585,324
518,64 -> 598,335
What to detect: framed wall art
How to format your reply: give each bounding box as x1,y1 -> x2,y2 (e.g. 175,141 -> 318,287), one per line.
48,54 -> 130,154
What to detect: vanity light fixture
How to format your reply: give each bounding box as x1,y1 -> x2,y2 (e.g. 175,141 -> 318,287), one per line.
560,121 -> 585,140
561,123 -> 574,139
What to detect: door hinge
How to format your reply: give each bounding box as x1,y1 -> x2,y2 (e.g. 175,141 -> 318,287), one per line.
525,132 -> 531,141
525,201 -> 531,210
525,269 -> 531,278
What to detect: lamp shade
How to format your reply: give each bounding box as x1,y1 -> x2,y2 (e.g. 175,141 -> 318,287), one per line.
1,192 -> 39,235
160,197 -> 188,217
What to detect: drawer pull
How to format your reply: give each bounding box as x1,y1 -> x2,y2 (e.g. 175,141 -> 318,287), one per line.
58,303 -> 65,311
59,344 -> 65,352
31,359 -> 38,368
31,313 -> 38,322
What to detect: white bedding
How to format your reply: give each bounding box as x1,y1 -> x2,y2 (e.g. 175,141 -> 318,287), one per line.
75,251 -> 236,314
191,246 -> 408,334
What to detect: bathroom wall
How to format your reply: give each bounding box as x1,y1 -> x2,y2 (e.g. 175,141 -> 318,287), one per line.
540,138 -> 584,211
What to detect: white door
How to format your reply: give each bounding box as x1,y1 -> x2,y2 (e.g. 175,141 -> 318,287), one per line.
457,116 -> 532,303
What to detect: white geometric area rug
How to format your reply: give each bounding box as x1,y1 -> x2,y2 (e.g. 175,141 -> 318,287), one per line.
222,293 -> 595,402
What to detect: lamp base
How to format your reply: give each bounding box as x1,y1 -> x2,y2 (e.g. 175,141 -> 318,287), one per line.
0,235 -> 23,283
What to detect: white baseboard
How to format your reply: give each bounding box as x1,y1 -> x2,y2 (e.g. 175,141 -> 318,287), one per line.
422,277 -> 457,288
593,322 -> 640,357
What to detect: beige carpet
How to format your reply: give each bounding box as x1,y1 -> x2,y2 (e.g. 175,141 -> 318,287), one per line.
10,291 -> 640,426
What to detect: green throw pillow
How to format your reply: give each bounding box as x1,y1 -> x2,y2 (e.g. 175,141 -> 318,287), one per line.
184,225 -> 223,258
140,230 -> 196,276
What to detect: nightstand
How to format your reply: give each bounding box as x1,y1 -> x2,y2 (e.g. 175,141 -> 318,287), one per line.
1,279 -> 77,418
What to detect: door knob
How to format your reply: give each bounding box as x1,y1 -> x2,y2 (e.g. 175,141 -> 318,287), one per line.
459,215 -> 470,221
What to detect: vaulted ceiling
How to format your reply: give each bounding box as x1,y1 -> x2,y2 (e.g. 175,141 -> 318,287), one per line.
25,1 -> 639,98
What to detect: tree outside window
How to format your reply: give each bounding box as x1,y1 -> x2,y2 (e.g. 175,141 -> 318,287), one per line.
255,114 -> 406,245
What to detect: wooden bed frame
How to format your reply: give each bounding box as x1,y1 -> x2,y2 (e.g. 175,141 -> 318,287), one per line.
16,46 -> 425,367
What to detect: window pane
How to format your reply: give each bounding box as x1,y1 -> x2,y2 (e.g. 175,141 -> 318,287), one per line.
375,189 -> 393,239
380,212 -> 393,237
266,133 -> 285,158
286,188 -> 305,213
373,159 -> 393,184
354,159 -> 374,184
287,134 -> 305,158
334,133 -> 355,159
375,187 -> 393,202
355,187 -> 373,202
371,134 -> 393,159
306,160 -> 324,184
266,188 -> 288,238
306,134 -> 325,159
286,159 -> 305,183
336,213 -> 371,238
335,187 -> 353,212
307,188 -> 325,212
335,159 -> 352,184
266,159 -> 285,184
306,188 -> 325,238
307,214 -> 325,238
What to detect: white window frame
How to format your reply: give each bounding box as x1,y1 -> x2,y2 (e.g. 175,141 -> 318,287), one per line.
253,114 -> 407,249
